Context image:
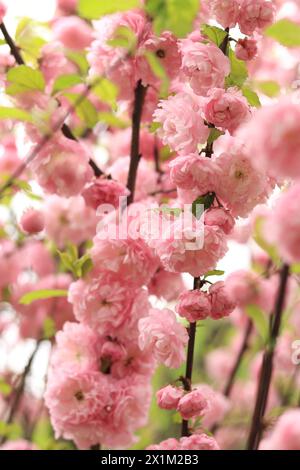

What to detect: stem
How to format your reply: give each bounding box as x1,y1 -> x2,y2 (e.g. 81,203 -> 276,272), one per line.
127,80 -> 147,204
0,22 -> 102,178
246,264 -> 290,450
219,28 -> 230,55
223,318 -> 253,397
0,340 -> 41,444
181,276 -> 202,437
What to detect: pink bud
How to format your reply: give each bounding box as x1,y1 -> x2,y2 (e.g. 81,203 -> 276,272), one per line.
177,389 -> 208,420
20,209 -> 45,234
235,38 -> 258,61
156,385 -> 183,410
0,2 -> 7,23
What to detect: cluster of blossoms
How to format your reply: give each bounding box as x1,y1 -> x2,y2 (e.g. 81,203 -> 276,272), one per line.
2,0 -> 300,453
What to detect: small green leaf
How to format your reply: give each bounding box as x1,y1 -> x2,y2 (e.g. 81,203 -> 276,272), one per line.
66,50 -> 89,75
192,193 -> 215,218
78,0 -> 140,19
146,0 -> 199,37
144,51 -> 169,97
52,74 -> 83,94
256,80 -> 280,98
207,128 -> 224,146
6,65 -> 45,95
225,47 -> 248,88
98,112 -> 129,128
64,93 -> 98,128
107,26 -> 137,53
242,86 -> 261,107
149,121 -> 161,133
0,378 -> 12,397
204,270 -> 225,279
246,305 -> 268,343
265,19 -> 300,47
291,263 -> 300,274
93,78 -> 119,109
156,207 -> 182,217
43,317 -> 56,340
19,289 -> 68,305
201,24 -> 227,47
253,216 -> 280,264
0,106 -> 33,122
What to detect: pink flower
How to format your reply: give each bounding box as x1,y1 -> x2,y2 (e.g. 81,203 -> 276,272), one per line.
57,0 -> 78,13
209,281 -> 236,319
169,154 -> 219,193
177,389 -> 209,420
0,440 -> 37,450
147,438 -> 181,450
176,290 -> 212,322
235,38 -> 258,61
0,240 -> 21,288
209,0 -> 240,28
40,42 -> 76,88
156,385 -> 183,410
267,184 -> 300,264
153,217 -> 227,277
82,179 -> 129,210
239,98 -> 300,180
20,209 -> 45,234
53,16 -> 93,51
259,409 -> 300,450
137,31 -> 181,86
216,149 -> 274,217
68,271 -> 144,333
205,208 -> 235,234
153,92 -> 210,154
31,136 -> 93,197
91,228 -> 158,287
148,269 -> 185,302
180,39 -> 230,96
238,0 -> 276,35
197,384 -> 230,428
203,88 -> 251,135
43,195 -> 97,248
0,2 -> 6,23
179,433 -> 220,450
138,308 -> 188,368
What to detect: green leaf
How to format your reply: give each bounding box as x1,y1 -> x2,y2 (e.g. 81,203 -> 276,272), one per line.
0,421 -> 22,439
253,215 -> 280,264
149,121 -> 161,133
192,193 -> 215,218
78,0 -> 140,19
207,128 -> 224,146
64,93 -> 98,128
52,74 -> 83,94
98,111 -> 129,128
256,80 -> 280,98
0,378 -> 12,397
66,50 -> 89,75
43,317 -> 56,340
0,106 -> 33,122
225,47 -> 248,88
15,17 -> 48,64
156,206 -> 182,217
242,86 -> 261,107
291,263 -> 300,274
19,289 -> 68,305
265,19 -> 300,47
93,78 -> 119,109
107,25 -> 137,53
6,65 -> 45,95
246,305 -> 268,343
204,270 -> 225,279
146,0 -> 199,37
144,51 -> 169,97
201,24 -> 227,47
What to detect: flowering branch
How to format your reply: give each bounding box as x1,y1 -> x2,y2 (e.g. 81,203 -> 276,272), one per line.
0,21 -> 102,178
181,276 -> 202,437
127,80 -> 147,204
246,263 -> 290,450
0,340 -> 41,445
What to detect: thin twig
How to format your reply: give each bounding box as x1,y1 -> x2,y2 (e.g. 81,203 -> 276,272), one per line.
127,80 -> 147,204
246,264 -> 290,450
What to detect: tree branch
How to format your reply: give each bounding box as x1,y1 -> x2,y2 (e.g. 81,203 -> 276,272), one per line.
181,276 -> 202,437
0,21 -> 102,178
127,80 -> 147,205
246,264 -> 290,450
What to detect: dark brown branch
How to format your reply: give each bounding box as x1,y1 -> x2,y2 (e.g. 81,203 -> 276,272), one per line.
127,80 -> 147,205
181,276 -> 202,437
223,318 -> 253,397
219,28 -> 230,55
246,264 -> 290,450
0,340 -> 41,444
